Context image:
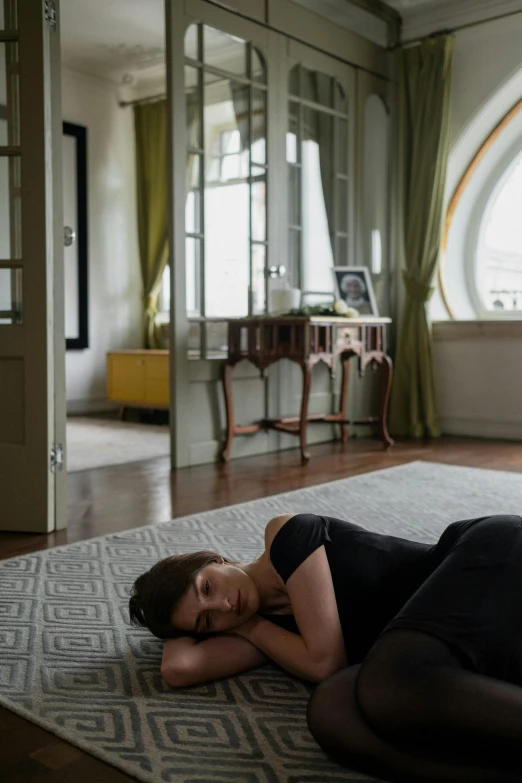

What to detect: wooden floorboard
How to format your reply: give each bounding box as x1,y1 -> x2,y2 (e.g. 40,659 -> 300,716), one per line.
1,435 -> 522,781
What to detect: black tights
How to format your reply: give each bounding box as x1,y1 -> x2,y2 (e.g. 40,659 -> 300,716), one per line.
307,629 -> 522,783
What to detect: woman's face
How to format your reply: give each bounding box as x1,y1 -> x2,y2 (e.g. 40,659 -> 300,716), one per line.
170,559 -> 260,634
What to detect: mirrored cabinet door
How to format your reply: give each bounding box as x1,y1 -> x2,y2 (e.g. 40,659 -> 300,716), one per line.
285,39 -> 356,308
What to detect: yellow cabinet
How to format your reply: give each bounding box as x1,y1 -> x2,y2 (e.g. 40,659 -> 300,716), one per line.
107,350 -> 169,411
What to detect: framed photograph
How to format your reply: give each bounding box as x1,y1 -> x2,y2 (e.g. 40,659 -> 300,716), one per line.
332,266 -> 378,316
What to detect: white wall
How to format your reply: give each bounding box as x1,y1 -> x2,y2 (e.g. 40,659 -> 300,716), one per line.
430,14 -> 522,439
62,68 -> 142,414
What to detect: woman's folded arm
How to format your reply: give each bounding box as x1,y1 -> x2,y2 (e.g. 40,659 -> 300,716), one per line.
160,634 -> 269,688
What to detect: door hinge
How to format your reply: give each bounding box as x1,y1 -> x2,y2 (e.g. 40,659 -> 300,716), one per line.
44,0 -> 57,31
50,443 -> 64,473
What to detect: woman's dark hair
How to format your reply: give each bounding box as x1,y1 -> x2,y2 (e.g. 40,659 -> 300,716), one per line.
129,550 -> 224,639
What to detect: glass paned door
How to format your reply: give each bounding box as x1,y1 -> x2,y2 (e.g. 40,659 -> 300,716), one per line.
184,22 -> 269,327
286,42 -> 354,306
167,0 -> 277,466
0,0 -> 65,531
276,39 -> 356,450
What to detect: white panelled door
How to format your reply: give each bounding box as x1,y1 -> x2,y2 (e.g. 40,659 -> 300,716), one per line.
0,0 -> 66,532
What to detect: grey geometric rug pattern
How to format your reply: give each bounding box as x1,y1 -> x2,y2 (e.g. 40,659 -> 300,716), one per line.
3,460 -> 522,783
66,417 -> 170,472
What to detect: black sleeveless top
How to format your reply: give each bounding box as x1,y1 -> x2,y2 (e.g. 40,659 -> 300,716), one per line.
261,512 -> 439,665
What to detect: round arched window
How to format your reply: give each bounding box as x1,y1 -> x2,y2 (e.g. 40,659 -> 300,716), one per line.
439,92 -> 522,321
475,152 -> 522,312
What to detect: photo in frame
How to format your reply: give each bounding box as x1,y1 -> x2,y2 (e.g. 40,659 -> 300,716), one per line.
332,266 -> 378,316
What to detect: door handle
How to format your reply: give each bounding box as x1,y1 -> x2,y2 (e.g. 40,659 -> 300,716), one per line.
267,264 -> 286,279
64,226 -> 76,247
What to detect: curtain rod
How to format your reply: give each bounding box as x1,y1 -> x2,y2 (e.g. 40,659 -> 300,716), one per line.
119,92 -> 166,108
394,7 -> 522,49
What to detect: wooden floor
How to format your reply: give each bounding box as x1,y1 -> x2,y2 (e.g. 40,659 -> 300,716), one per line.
2,435 -> 522,781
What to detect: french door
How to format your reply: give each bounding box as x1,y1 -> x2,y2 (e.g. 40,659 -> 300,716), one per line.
167,0 -> 356,466
0,0 -> 66,531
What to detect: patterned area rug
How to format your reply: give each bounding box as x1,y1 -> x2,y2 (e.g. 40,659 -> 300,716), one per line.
66,417 -> 170,472
3,460 -> 522,783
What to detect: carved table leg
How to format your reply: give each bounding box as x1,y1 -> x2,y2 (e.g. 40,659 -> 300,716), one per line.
339,354 -> 350,443
220,360 -> 236,462
299,362 -> 312,463
379,354 -> 395,448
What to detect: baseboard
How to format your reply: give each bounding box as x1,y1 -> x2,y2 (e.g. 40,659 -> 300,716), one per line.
67,398 -> 120,416
440,415 -> 522,441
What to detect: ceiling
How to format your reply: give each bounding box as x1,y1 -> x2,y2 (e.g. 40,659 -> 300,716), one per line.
59,0 -> 522,88
60,0 -> 165,85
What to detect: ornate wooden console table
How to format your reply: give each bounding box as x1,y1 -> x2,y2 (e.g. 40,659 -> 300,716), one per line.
221,315 -> 394,463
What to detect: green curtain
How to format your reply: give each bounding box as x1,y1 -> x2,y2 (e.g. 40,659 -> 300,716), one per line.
388,35 -> 455,438
134,100 -> 169,349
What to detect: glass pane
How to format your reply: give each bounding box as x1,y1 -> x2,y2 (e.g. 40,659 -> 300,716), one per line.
251,243 -> 266,314
205,174 -> 249,316
364,96 -> 389,280
251,89 -> 266,164
186,237 -> 201,315
204,26 -> 246,77
0,0 -> 17,30
252,179 -> 266,241
337,118 -> 348,175
186,154 -> 200,233
160,264 -> 170,315
222,129 -> 240,153
0,42 -> 20,146
478,152 -> 522,311
185,66 -> 200,149
287,102 -> 299,164
203,73 -> 251,317
184,23 -> 199,59
0,155 -> 21,258
301,120 -> 334,292
252,48 -> 266,83
303,68 -> 334,108
221,154 -> 241,181
337,178 -> 348,232
0,267 -> 22,324
289,65 -> 300,96
205,77 -> 249,163
303,106 -> 333,151
337,235 -> 348,266
288,165 -> 299,226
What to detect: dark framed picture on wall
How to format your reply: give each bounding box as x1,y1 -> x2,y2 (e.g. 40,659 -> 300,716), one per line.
332,266 -> 378,316
63,121 -> 89,350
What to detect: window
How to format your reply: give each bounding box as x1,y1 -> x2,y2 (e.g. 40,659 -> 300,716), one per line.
439,95 -> 522,321
476,152 -> 522,312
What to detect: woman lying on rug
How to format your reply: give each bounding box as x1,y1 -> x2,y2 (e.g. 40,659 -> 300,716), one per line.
129,511 -> 522,783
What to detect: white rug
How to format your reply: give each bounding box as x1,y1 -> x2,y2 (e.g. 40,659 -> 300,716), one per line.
66,417 -> 170,472
3,461 -> 522,782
